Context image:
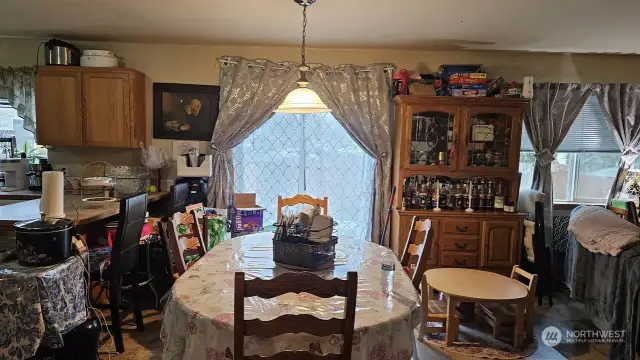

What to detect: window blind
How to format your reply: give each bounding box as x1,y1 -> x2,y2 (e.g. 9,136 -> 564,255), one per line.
521,95 -> 620,153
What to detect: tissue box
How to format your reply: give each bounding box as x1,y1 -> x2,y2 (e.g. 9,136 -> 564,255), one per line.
230,193 -> 265,234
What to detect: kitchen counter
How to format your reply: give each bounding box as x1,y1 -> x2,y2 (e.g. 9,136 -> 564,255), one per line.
0,192 -> 168,230
0,190 -> 43,200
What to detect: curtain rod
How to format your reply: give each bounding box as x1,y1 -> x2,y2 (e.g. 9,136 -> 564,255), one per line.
218,59 -> 395,72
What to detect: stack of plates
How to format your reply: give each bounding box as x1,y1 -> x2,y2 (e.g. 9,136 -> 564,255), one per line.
81,50 -> 118,67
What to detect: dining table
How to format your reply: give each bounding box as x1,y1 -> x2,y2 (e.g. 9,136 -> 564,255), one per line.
161,232 -> 422,360
0,255 -> 88,360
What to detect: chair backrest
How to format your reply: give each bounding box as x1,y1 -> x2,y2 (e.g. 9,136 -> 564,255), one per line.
608,201 -> 640,226
400,216 -> 434,290
168,183 -> 189,216
511,265 -> 538,297
111,193 -> 148,277
166,211 -> 207,276
234,271 -> 357,360
277,194 -> 328,222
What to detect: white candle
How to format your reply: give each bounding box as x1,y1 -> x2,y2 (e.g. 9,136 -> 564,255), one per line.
465,179 -> 474,213
433,180 -> 442,212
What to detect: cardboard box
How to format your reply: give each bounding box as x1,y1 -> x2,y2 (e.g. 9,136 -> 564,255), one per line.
231,193 -> 265,233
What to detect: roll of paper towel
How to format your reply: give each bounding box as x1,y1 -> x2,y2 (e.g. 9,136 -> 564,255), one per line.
41,171 -> 65,218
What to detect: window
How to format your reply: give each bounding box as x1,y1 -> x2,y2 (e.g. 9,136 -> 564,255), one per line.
233,112 -> 376,241
520,96 -> 619,204
0,99 -> 45,158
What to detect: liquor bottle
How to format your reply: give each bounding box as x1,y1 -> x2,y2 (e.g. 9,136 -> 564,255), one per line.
487,182 -> 495,211
403,178 -> 411,209
410,178 -> 418,209
447,183 -> 456,209
431,180 -> 439,208
494,181 -> 505,210
455,183 -> 463,210
440,184 -> 449,210
462,183 -> 469,209
478,178 -> 486,210
471,179 -> 479,210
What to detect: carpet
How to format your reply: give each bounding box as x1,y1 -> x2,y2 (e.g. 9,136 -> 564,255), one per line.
420,321 -> 538,359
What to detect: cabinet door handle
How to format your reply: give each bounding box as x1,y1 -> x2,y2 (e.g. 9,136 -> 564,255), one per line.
454,242 -> 468,249
454,259 -> 467,266
455,225 -> 468,233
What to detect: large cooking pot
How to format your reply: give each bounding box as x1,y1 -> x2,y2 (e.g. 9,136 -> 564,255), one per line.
14,212 -> 74,266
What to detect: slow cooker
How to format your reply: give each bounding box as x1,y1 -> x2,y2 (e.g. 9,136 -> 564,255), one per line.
14,213 -> 74,266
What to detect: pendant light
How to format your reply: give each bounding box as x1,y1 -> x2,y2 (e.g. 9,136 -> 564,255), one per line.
275,0 -> 331,114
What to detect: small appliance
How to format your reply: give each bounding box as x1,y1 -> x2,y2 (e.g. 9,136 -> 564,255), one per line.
14,213 -> 75,266
26,158 -> 53,191
44,38 -> 81,66
175,177 -> 208,207
0,158 -> 28,191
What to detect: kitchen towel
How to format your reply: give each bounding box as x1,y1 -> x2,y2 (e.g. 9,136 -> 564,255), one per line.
41,171 -> 65,217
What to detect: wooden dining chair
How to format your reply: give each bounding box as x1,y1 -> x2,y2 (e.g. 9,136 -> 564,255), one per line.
277,194 -> 328,222
400,216 -> 434,290
165,212 -> 206,276
476,266 -> 538,342
420,275 -> 460,341
234,271 -> 357,360
608,200 -> 640,226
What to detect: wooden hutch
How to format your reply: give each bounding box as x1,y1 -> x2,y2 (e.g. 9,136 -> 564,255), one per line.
391,95 -> 529,276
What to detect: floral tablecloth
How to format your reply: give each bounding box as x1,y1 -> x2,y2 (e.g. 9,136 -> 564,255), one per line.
0,255 -> 88,360
161,233 -> 421,360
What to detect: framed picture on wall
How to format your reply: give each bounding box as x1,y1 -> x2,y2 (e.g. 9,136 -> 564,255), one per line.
153,83 -> 220,141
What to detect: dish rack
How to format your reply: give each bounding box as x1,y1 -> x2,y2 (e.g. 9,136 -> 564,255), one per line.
272,218 -> 338,270
80,161 -> 117,207
109,166 -> 148,196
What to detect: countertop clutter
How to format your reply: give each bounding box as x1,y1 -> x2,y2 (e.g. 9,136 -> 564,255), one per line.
0,191 -> 168,230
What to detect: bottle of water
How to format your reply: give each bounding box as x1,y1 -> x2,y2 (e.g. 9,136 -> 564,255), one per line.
380,252 -> 395,294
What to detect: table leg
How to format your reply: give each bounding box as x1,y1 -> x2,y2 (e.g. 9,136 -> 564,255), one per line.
525,297 -> 534,345
514,301 -> 525,349
445,296 -> 457,346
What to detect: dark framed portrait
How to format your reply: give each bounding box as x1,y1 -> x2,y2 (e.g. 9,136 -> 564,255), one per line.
153,83 -> 220,141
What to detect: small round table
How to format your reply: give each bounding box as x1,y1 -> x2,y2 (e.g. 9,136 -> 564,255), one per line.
425,268 -> 529,348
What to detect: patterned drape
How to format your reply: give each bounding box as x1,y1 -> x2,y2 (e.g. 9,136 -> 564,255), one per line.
208,57 -> 298,208
594,84 -> 640,203
0,66 -> 37,134
311,64 -> 395,245
524,83 -> 593,246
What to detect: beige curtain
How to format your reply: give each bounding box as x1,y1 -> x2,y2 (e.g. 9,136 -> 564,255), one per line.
208,57 -> 298,208
311,64 -> 395,244
594,84 -> 640,202
0,66 -> 37,134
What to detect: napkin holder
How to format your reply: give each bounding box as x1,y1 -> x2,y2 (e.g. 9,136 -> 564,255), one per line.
177,154 -> 212,178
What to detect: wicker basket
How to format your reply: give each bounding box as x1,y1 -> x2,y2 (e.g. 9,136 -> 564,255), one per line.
273,234 -> 337,270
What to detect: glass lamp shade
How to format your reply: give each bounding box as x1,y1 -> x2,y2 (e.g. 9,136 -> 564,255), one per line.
275,81 -> 331,114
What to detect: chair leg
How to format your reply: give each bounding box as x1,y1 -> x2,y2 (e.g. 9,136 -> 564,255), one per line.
492,322 -> 500,339
109,278 -> 125,354
130,272 -> 145,331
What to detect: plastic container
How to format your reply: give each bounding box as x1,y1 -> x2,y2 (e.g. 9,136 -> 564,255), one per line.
273,234 -> 337,270
380,252 -> 396,294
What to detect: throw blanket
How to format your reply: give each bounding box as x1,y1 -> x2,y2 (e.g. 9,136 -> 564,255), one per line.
567,206 -> 640,256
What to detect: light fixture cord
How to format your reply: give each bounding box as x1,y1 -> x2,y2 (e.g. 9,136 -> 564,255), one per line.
301,5 -> 307,65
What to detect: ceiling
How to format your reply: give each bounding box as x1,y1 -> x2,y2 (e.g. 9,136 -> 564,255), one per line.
1,0 -> 640,53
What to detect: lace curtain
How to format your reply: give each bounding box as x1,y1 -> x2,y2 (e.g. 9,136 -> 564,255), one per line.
0,66 -> 37,134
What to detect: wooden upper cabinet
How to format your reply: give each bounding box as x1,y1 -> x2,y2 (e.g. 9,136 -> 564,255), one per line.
36,69 -> 83,146
82,72 -> 131,147
36,67 -> 147,148
458,106 -> 523,176
480,220 -> 519,268
402,104 -> 460,172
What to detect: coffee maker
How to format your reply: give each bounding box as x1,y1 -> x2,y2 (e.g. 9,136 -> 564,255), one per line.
26,158 -> 53,191
0,158 -> 28,191
176,151 -> 212,206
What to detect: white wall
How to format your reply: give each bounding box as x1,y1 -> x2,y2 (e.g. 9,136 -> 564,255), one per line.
3,37 -> 640,178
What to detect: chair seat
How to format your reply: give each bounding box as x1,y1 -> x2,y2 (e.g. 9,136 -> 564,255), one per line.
477,303 -> 516,324
89,246 -> 113,282
427,299 -> 452,320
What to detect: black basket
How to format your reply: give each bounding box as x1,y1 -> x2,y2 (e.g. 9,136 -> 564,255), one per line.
273,234 -> 337,270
